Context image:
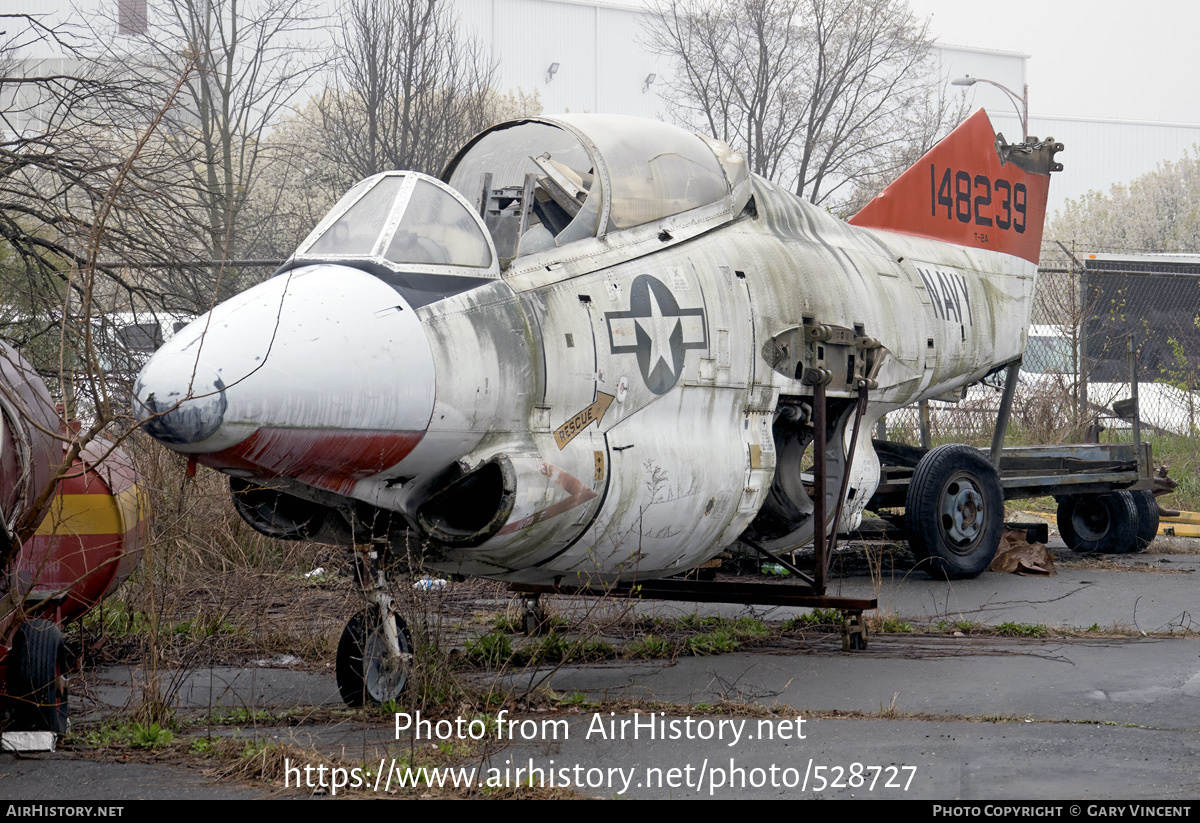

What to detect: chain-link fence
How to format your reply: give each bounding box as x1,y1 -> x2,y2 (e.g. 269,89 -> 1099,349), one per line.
881,244 -> 1200,458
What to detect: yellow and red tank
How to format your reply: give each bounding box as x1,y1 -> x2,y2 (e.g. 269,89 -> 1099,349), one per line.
10,435 -> 148,625
1,340 -> 148,688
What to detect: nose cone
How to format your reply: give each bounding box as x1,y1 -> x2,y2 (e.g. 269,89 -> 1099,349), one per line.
136,357 -> 227,445
135,265 -> 437,484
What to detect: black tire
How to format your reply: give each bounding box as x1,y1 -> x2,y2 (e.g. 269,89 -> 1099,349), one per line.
1131,490 -> 1160,551
335,608 -> 413,707
905,443 -> 1003,580
1057,492 -> 1139,554
6,619 -> 68,735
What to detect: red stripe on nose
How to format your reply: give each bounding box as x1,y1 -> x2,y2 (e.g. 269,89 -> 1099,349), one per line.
201,428 -> 425,495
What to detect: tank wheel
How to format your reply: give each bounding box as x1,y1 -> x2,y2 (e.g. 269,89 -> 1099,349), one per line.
6,619 -> 68,735
1131,490 -> 1160,551
905,444 -> 1003,580
1058,492 -> 1139,554
335,607 -> 413,707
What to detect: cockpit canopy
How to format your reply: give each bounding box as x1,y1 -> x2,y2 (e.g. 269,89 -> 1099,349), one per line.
286,116 -> 749,305
442,114 -> 748,266
295,171 -> 499,273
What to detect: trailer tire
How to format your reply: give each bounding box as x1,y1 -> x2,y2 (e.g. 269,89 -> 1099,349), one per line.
1058,492 -> 1139,554
905,444 -> 1003,579
1132,490 -> 1159,551
6,619 -> 68,735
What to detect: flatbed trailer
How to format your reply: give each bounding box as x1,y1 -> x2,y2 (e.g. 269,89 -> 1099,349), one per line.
871,440 -> 1156,506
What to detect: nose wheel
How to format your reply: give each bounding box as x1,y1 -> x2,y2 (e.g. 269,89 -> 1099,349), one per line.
336,545 -> 414,707
336,606 -> 413,707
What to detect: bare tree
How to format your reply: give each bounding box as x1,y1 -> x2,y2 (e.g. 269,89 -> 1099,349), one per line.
642,0 -> 948,209
316,0 -> 497,181
102,0 -> 325,299
1,15 -> 201,348
839,75 -> 971,216
242,86 -> 543,260
0,14 -> 200,562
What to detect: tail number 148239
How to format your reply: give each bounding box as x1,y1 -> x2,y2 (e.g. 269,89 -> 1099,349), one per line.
930,164 -> 1026,234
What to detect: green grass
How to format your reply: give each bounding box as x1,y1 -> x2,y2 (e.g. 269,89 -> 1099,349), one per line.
82,602 -> 243,642
878,616 -> 914,633
784,608 -> 843,631
624,634 -> 675,659
190,738 -> 215,755
522,633 -> 613,665
204,707 -> 273,726
464,632 -> 514,667
129,722 -> 174,749
994,621 -> 1051,638
685,628 -> 740,655
556,692 -> 598,709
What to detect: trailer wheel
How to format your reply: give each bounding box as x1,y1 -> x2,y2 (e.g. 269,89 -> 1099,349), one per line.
6,619 -> 68,735
1058,492 -> 1139,554
1131,490 -> 1160,551
336,607 -> 413,707
905,444 -> 1003,579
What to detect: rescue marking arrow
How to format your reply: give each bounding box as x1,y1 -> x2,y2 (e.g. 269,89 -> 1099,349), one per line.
553,392 -> 615,450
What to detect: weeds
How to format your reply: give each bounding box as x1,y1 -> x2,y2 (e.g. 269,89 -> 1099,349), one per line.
935,618 -> 983,634
129,722 -> 174,748
994,622 -> 1052,638
685,628 -> 740,655
877,616 -> 915,633
556,692 -> 598,709
204,707 -> 274,726
624,634 -> 675,659
74,719 -> 175,750
784,608 -> 843,631
465,632 -> 514,667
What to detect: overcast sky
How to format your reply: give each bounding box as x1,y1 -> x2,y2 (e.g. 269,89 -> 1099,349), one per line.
907,0 -> 1200,124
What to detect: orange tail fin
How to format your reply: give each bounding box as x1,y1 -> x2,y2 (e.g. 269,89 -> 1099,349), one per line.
848,110 -> 1062,264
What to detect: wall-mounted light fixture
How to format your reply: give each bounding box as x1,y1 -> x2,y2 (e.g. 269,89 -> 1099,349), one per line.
546,62 -> 560,83
643,73 -> 656,93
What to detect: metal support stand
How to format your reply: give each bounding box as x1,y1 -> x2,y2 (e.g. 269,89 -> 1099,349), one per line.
918,400 -> 932,450
1128,335 -> 1142,476
519,593 -> 548,636
824,383 -> 870,584
741,537 -> 817,587
842,612 -> 868,651
811,381 -> 828,592
990,358 -> 1022,469
508,373 -> 883,643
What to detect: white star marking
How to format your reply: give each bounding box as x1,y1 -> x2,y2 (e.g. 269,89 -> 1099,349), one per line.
636,289 -> 680,378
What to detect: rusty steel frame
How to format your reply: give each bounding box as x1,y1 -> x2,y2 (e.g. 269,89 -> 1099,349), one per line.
509,579 -> 876,613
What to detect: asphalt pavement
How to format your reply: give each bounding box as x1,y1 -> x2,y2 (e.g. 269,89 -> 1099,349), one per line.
4,536 -> 1198,800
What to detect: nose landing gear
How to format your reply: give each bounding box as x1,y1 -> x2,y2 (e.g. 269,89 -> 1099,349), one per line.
335,545 -> 414,707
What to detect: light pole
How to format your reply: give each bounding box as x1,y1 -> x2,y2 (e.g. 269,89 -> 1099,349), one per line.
952,75 -> 1029,141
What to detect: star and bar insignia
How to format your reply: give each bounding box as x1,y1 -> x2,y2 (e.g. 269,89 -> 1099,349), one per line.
604,274 -> 708,395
